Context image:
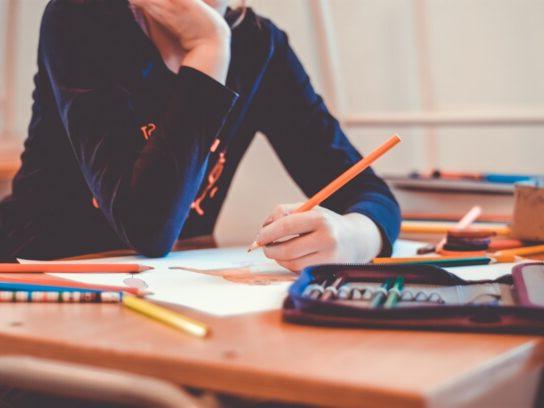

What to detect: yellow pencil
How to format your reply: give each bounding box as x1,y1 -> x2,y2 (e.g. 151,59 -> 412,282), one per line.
122,295 -> 209,338
401,221 -> 511,236
494,244 -> 544,258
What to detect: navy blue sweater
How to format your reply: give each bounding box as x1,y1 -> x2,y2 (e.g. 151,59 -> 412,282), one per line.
0,0 -> 400,260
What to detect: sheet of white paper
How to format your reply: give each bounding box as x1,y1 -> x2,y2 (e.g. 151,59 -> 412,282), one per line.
21,247 -> 293,316
18,239 -> 516,316
443,262 -> 516,281
392,239 -> 425,257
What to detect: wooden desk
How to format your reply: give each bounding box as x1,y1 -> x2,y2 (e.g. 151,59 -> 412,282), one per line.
0,242 -> 542,407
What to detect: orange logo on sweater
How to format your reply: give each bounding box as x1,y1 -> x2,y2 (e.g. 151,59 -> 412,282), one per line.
140,123 -> 157,140
191,150 -> 226,216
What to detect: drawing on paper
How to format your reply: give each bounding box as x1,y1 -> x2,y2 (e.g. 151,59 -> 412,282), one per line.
170,264 -> 297,285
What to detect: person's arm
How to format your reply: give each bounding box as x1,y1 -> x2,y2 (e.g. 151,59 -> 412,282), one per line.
254,26 -> 401,271
41,2 -> 237,257
131,0 -> 231,83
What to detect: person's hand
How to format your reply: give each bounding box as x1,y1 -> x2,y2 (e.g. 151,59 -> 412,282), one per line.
256,204 -> 383,272
130,0 -> 231,82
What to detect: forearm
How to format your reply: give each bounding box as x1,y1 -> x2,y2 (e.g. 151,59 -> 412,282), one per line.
343,213 -> 384,262
57,68 -> 238,256
132,0 -> 232,84
182,38 -> 230,84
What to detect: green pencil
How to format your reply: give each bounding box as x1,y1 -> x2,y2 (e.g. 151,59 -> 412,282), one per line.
384,276 -> 405,309
371,277 -> 393,308
373,254 -> 515,268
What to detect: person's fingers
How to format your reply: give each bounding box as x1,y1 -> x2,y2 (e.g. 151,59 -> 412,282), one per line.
277,251 -> 331,273
263,230 -> 332,261
260,203 -> 302,227
257,210 -> 326,246
134,1 -> 167,23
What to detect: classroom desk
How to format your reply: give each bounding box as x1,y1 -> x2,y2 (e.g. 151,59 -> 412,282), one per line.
0,239 -> 542,407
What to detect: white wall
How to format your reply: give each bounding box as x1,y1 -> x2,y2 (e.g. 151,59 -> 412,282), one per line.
1,0 -> 543,245
217,0 -> 544,245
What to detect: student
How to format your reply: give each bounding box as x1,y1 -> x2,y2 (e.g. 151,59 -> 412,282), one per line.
0,0 -> 401,271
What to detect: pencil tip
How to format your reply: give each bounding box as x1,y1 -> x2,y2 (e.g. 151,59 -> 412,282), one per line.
247,241 -> 259,252
140,265 -> 154,272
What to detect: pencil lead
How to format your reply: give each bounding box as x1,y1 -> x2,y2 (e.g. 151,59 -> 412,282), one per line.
247,241 -> 260,252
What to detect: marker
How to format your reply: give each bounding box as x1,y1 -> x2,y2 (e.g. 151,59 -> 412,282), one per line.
384,276 -> 404,309
305,280 -> 327,300
371,278 -> 393,308
321,277 -> 344,301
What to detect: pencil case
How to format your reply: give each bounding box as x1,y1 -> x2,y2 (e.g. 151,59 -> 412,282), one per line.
283,262 -> 544,334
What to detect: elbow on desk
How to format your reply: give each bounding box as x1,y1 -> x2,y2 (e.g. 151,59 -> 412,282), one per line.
129,237 -> 173,259
112,194 -> 193,258
122,224 -> 176,259
134,242 -> 172,259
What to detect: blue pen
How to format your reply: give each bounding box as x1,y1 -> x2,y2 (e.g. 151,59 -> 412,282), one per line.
0,282 -> 102,293
484,173 -> 535,184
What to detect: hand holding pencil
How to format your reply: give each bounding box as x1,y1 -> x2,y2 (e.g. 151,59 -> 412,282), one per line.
249,135 -> 401,272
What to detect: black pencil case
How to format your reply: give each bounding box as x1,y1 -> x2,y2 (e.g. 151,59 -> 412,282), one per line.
283,262 -> 544,334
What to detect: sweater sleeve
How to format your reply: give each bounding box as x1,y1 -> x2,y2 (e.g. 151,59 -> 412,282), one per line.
255,26 -> 401,255
40,2 -> 238,257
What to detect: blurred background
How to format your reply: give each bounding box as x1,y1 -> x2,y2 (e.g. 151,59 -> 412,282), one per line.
0,0 -> 542,244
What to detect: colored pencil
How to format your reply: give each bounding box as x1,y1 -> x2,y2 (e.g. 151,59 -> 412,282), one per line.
0,263 -> 152,273
401,221 -> 511,236
248,134 -> 402,251
371,278 -> 393,308
494,244 -> 544,258
372,254 -> 516,267
0,275 -> 147,296
305,280 -> 327,299
122,295 -> 209,338
402,212 -> 511,223
0,281 -> 103,293
321,277 -> 344,301
384,276 -> 404,309
488,239 -> 524,251
411,170 -> 534,184
453,206 -> 483,230
417,206 -> 482,255
0,290 -> 122,303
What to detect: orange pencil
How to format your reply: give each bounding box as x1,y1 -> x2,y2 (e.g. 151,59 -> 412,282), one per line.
0,274 -> 147,296
400,222 -> 511,236
248,134 -> 402,251
494,244 -> 544,258
0,263 -> 152,274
